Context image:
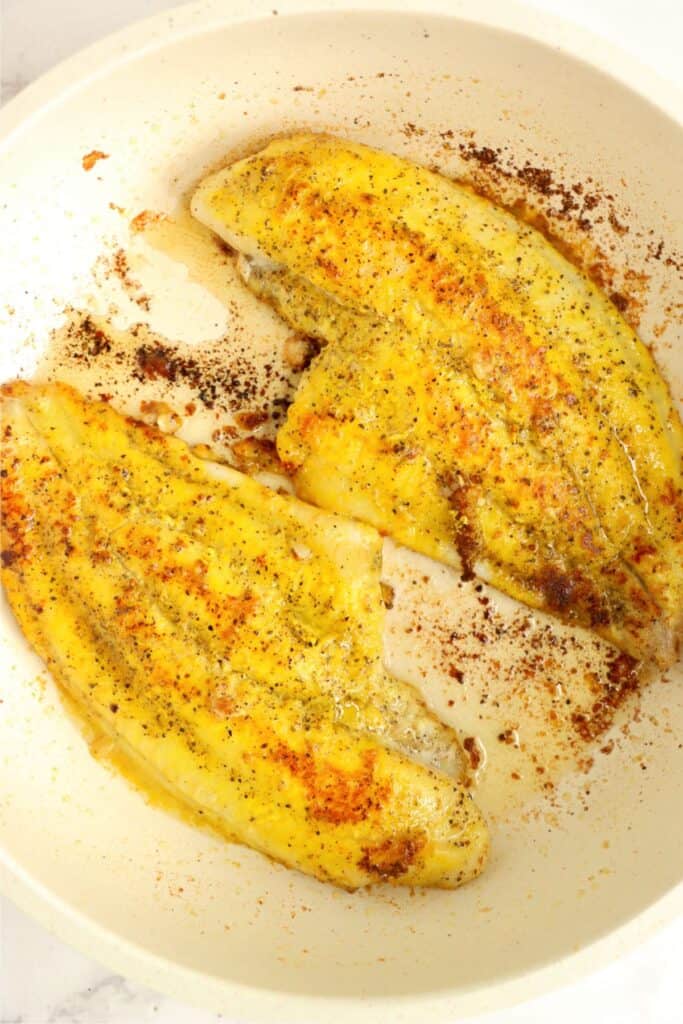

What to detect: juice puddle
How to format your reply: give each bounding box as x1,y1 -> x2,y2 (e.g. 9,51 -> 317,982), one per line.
382,540 -> 643,823
37,200 -> 298,466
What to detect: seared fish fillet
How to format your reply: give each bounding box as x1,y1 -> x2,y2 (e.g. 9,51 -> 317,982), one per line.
0,380 -> 488,889
192,133 -> 683,668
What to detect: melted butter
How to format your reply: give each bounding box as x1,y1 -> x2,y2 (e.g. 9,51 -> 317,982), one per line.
37,197 -> 297,463
37,198 -> 648,836
382,541 -> 640,822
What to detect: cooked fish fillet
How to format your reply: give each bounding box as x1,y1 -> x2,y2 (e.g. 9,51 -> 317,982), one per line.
0,380 -> 488,889
192,133 -> 683,668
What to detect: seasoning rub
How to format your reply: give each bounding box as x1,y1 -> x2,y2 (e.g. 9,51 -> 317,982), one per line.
0,380 -> 488,889
192,133 -> 683,668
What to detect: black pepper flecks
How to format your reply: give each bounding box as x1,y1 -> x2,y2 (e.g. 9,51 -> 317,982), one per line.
42,309 -> 299,436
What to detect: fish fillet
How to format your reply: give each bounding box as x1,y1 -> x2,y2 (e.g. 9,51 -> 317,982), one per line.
192,133 -> 683,667
0,380 -> 488,889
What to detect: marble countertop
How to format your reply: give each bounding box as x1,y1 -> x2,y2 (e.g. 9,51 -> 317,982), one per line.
1,1 -> 681,1021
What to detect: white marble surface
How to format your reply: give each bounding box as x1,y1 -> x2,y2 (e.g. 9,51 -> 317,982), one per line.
1,1 -> 682,1021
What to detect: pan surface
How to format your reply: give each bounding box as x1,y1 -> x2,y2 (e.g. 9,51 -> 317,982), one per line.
0,1 -> 681,1019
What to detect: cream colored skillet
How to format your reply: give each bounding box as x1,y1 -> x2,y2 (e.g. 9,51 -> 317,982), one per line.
0,1 -> 681,1020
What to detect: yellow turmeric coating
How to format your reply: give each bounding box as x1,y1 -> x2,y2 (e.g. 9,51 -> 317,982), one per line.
192,133 -> 683,667
0,380 -> 487,889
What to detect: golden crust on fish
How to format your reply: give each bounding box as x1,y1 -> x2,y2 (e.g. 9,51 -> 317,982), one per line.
192,133 -> 683,668
0,380 -> 488,889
